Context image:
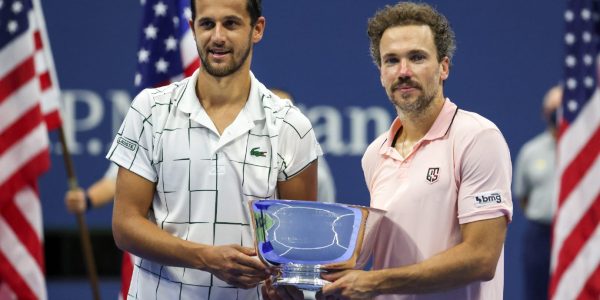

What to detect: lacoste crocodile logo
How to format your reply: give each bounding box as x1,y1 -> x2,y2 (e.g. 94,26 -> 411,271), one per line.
250,147 -> 267,157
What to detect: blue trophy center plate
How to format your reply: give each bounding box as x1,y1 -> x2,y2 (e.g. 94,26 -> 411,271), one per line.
252,200 -> 363,265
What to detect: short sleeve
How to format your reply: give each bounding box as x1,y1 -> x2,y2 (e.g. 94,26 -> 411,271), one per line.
105,90 -> 157,182
457,128 -> 514,224
277,108 -> 322,181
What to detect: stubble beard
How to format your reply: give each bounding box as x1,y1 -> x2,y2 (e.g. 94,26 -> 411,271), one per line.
390,84 -> 438,117
198,34 -> 253,78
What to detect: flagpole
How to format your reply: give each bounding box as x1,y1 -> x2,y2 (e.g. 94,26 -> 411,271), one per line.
30,0 -> 101,297
57,126 -> 101,300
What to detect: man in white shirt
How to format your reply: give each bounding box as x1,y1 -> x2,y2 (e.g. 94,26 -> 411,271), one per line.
107,0 -> 321,298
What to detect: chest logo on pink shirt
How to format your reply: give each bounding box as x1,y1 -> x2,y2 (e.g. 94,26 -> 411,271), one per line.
426,167 -> 440,183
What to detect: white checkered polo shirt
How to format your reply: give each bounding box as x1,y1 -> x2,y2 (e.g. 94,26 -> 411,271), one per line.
107,70 -> 322,299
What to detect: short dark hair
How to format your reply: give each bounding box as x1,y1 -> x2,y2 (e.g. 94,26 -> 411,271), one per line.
190,0 -> 262,26
367,2 -> 456,67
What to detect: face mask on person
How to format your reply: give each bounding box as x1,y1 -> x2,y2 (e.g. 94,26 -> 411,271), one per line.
548,108 -> 558,128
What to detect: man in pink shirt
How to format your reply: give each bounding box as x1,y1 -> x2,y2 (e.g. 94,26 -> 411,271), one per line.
320,2 -> 513,299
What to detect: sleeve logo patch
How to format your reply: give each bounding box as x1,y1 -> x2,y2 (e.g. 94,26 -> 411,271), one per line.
474,191 -> 502,207
117,137 -> 138,151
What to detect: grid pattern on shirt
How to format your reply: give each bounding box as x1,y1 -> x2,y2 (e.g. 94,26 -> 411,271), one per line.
108,75 -> 319,300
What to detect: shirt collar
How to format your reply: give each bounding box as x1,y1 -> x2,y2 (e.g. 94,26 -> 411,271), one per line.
422,98 -> 458,141
177,70 -> 266,122
382,98 -> 458,149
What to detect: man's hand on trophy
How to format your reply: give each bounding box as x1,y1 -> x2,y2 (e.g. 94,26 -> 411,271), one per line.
261,279 -> 304,300
201,244 -> 271,289
318,269 -> 377,300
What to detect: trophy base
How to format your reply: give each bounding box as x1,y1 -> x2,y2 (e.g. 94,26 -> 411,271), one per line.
272,263 -> 330,291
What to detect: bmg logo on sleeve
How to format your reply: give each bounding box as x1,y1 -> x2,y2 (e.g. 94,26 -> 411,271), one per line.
474,191 -> 502,207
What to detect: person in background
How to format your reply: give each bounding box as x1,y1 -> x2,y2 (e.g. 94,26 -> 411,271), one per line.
63,163 -> 134,300
271,88 -> 337,203
108,0 -> 321,298
319,2 -> 513,299
513,85 -> 562,300
64,164 -> 117,213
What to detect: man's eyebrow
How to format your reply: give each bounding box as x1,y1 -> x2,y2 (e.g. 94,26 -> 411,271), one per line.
197,16 -> 213,23
223,15 -> 244,22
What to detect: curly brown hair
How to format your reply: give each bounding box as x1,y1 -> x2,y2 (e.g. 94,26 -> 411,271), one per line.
367,2 -> 456,67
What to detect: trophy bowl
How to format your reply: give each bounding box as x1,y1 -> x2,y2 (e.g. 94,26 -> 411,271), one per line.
249,199 -> 386,291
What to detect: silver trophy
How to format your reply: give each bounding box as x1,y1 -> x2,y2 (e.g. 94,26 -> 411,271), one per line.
249,199 -> 386,291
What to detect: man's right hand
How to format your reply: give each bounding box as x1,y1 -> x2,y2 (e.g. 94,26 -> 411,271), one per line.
64,188 -> 87,214
201,244 -> 271,289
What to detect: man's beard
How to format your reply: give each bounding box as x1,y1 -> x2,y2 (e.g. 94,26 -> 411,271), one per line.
389,79 -> 437,115
199,36 -> 252,78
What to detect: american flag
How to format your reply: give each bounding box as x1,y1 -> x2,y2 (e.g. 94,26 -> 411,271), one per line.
116,1 -> 200,299
134,0 -> 200,92
0,0 -> 61,298
550,0 -> 600,299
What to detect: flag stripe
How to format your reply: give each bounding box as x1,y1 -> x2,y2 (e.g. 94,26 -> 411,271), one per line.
1,1 -> 58,297
556,89 -> 600,192
1,200 -> 44,269
0,283 -> 17,299
0,213 -> 46,300
0,121 -> 48,183
552,152 -> 600,271
0,250 -> 37,300
551,1 -> 600,298
30,0 -> 62,129
44,109 -> 61,130
0,56 -> 36,103
14,185 -> 43,242
0,124 -> 49,198
0,150 -> 49,209
39,71 -> 51,91
551,223 -> 600,299
557,125 -> 600,207
120,252 -> 135,300
0,29 -> 33,76
33,30 -> 42,50
0,79 -> 40,133
0,105 -> 44,155
577,263 -> 600,300
550,193 -> 600,295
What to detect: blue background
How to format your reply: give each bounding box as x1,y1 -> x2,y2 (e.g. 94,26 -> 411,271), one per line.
39,0 -> 565,299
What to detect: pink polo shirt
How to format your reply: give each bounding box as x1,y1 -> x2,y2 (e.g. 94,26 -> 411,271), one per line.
362,99 -> 513,300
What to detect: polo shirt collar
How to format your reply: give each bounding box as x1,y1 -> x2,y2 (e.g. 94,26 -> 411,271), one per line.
178,69 -> 201,115
244,71 -> 267,122
422,98 -> 458,141
177,70 -> 266,123
382,98 -> 458,150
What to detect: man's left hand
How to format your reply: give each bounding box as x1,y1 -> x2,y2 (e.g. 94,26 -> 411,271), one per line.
319,270 -> 377,300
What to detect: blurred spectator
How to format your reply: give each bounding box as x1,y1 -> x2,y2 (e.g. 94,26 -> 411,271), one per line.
513,85 -> 562,300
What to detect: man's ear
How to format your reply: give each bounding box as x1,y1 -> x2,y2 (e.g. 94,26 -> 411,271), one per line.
252,16 -> 266,43
440,56 -> 450,81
